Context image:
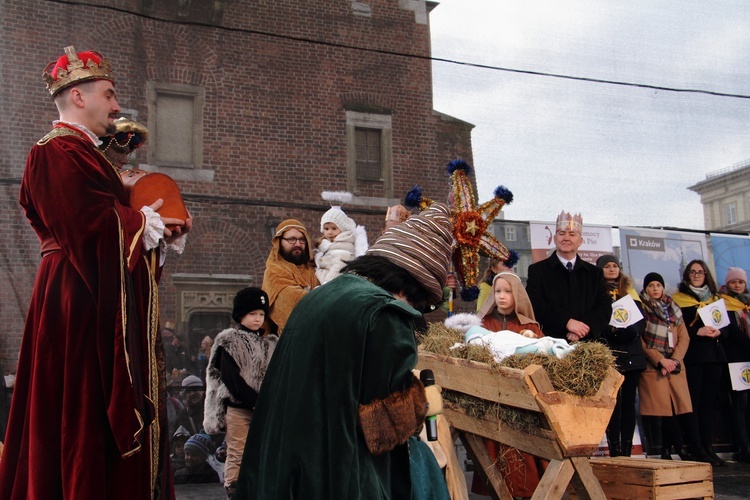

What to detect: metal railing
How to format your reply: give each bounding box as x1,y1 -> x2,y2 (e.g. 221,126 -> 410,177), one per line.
706,158 -> 750,179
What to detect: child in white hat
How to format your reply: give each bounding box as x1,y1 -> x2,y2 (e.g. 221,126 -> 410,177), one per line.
314,192 -> 368,284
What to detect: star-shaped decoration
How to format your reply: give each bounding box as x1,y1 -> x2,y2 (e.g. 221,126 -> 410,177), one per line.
406,160 -> 518,302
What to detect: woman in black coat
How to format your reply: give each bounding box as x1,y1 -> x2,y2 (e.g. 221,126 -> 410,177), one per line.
596,255 -> 646,457
673,259 -> 729,466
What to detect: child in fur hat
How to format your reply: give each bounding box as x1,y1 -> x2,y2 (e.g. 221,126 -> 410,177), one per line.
314,192 -> 368,284
203,287 -> 277,498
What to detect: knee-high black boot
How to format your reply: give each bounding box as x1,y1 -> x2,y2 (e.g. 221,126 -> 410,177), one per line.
642,416 -> 662,458
679,412 -> 716,464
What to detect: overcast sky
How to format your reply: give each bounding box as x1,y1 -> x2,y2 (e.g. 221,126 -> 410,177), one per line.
429,0 -> 750,230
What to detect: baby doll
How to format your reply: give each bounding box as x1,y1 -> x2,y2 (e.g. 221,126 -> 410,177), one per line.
314,192 -> 368,284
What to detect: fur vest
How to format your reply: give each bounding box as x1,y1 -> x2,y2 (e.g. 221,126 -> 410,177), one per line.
203,327 -> 277,434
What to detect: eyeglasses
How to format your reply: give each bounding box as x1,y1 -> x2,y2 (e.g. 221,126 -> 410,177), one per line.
281,237 -> 306,245
688,270 -> 705,277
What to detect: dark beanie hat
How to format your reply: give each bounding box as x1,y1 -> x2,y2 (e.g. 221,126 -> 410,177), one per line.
184,433 -> 213,460
643,272 -> 665,288
596,254 -> 619,269
232,287 -> 269,323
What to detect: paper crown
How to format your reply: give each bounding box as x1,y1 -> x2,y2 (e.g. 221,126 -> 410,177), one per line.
556,211 -> 583,231
385,204 -> 410,223
43,46 -> 114,97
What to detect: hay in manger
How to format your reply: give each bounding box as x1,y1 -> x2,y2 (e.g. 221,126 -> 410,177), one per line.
418,321 -> 624,499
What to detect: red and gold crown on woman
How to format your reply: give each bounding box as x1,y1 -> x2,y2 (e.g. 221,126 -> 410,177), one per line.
556,211 -> 583,231
43,46 -> 115,97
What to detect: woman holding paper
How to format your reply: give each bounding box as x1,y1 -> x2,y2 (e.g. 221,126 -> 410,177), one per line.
720,267 -> 750,462
639,272 -> 710,463
673,260 -> 729,466
596,255 -> 646,457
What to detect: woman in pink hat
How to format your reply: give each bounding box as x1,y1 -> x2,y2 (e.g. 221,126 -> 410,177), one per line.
720,266 -> 750,462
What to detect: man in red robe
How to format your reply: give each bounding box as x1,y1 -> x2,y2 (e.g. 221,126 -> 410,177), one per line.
0,46 -> 189,499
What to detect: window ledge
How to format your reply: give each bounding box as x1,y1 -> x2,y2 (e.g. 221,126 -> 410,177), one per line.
138,164 -> 214,182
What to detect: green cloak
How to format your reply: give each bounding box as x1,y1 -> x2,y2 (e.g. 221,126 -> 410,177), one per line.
235,274 -> 437,499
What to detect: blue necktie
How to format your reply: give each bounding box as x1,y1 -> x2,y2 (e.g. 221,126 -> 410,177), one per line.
566,262 -> 573,273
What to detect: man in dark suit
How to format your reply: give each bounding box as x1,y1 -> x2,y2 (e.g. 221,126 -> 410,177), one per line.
526,211 -> 611,341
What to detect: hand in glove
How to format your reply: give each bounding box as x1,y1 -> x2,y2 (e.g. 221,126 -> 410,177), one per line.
424,384 -> 443,417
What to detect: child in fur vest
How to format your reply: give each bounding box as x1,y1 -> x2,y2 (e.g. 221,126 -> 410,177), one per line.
203,287 -> 277,499
314,193 -> 368,284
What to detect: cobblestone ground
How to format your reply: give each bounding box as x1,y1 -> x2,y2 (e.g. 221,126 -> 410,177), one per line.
174,454 -> 750,500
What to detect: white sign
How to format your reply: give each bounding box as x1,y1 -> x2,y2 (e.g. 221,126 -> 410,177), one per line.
728,362 -> 750,391
697,298 -> 730,330
609,295 -> 644,329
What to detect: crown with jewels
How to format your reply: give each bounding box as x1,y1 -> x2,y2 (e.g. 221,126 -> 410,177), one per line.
43,46 -> 115,97
556,211 -> 583,232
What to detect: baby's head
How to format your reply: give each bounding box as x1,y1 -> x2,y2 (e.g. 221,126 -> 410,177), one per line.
322,222 -> 341,242
320,206 -> 355,242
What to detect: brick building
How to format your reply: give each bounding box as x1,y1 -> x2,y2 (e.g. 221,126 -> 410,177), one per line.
0,0 -> 474,372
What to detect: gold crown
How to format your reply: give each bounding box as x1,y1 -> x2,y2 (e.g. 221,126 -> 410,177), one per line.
43,46 -> 114,97
556,210 -> 583,231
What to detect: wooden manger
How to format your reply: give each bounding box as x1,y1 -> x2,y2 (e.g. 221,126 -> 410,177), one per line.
417,350 -> 624,500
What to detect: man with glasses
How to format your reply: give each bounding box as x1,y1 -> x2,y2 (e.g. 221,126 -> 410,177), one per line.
261,219 -> 320,334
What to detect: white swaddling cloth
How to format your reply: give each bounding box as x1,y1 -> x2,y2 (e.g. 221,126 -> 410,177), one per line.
458,325 -> 577,362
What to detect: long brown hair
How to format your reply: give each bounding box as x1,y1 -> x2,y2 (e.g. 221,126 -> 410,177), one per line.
679,259 -> 718,296
481,258 -> 502,285
614,272 -> 633,298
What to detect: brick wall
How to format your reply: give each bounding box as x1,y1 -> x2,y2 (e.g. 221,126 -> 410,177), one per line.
0,0 -> 474,370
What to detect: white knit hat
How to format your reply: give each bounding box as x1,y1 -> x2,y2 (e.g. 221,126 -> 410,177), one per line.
320,191 -> 356,232
320,206 -> 356,233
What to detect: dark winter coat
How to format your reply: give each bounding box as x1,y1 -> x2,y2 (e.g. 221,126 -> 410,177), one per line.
601,294 -> 647,373
526,252 -> 611,340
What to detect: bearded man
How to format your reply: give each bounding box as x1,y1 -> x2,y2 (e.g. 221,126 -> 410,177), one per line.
261,219 -> 320,334
236,203 -> 453,500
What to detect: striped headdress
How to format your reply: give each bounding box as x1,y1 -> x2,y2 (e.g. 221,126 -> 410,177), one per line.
367,202 -> 453,304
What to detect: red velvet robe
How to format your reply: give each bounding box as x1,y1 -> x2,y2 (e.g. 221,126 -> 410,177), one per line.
0,126 -> 174,500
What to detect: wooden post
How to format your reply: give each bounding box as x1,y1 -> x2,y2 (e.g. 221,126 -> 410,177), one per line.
460,432 -> 513,500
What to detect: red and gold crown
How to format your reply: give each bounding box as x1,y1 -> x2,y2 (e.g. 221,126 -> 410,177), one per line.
556,210 -> 583,232
43,46 -> 114,97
